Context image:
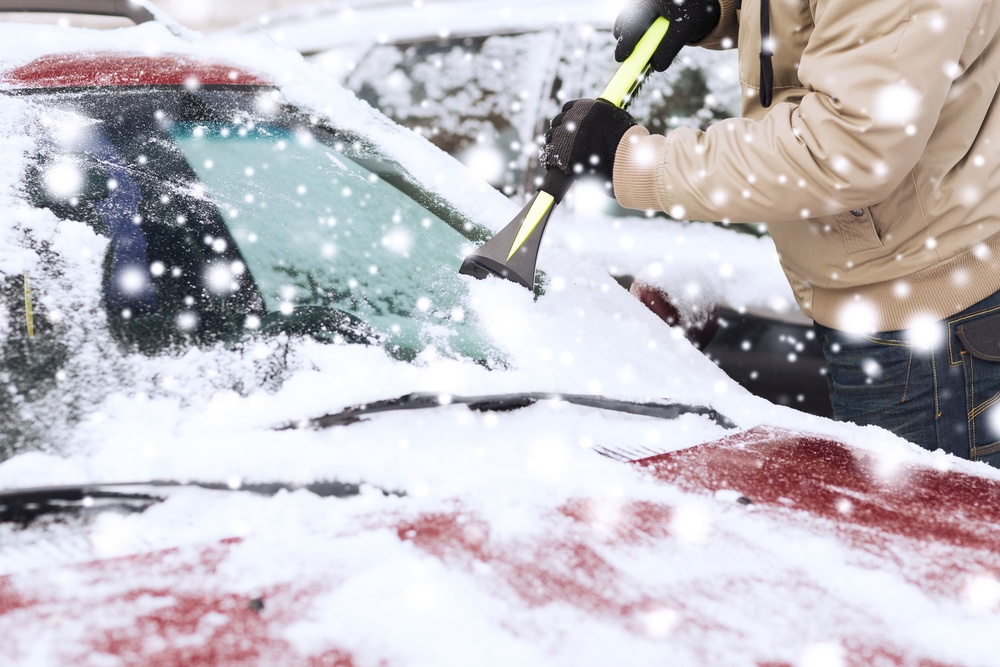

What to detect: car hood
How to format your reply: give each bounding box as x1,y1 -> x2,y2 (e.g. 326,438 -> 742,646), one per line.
2,425 -> 1000,666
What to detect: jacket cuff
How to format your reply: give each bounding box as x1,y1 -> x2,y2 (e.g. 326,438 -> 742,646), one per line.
692,0 -> 739,50
613,125 -> 673,213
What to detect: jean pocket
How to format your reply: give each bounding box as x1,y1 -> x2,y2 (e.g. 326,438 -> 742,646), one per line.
955,310 -> 1000,462
957,313 -> 1000,361
821,333 -> 915,418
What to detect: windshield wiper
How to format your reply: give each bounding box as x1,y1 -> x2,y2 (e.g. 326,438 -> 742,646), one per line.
0,479 -> 393,526
286,391 -> 736,430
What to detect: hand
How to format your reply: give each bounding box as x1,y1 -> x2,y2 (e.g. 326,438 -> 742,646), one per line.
540,99 -> 636,190
614,0 -> 721,71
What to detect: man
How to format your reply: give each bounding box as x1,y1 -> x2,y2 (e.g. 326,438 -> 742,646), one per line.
541,0 -> 1000,468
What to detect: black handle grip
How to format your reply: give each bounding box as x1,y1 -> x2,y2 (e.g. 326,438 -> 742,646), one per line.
538,168 -> 574,204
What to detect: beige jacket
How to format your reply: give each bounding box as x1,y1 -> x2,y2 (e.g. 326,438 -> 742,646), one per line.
613,0 -> 1000,332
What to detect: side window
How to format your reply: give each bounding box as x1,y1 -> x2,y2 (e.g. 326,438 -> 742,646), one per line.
346,31 -> 559,197
345,27 -> 736,220
24,111 -> 262,353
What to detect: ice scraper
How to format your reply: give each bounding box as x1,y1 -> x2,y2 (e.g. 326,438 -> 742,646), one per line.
459,16 -> 672,290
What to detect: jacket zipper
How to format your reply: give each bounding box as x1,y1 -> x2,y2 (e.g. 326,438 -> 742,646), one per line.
759,0 -> 773,107
734,0 -> 774,107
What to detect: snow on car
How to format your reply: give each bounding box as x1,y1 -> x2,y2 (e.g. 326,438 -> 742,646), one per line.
223,0 -> 833,417
0,3 -> 999,667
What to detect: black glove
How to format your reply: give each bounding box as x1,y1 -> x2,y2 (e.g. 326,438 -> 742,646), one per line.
614,0 -> 721,71
540,99 -> 636,190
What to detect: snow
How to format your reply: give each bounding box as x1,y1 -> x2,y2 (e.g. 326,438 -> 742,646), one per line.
0,12 -> 998,667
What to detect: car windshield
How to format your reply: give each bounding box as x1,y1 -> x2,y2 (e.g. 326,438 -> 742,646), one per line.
24,87 -> 500,363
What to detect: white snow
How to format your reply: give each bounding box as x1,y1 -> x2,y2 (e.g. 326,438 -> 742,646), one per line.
0,13 -> 998,667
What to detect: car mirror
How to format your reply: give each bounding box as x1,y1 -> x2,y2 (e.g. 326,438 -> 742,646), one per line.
629,279 -> 719,350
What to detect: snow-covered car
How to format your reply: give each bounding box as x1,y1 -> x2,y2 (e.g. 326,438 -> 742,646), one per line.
2,3 -> 1000,666
227,0 -> 832,417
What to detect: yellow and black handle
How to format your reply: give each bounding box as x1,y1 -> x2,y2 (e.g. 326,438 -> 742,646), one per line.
459,17 -> 671,290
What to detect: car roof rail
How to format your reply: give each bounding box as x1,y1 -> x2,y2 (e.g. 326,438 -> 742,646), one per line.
0,0 -> 156,24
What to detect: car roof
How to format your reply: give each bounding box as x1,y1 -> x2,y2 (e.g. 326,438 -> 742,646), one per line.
224,0 -> 618,56
1,52 -> 273,89
0,2 -> 270,90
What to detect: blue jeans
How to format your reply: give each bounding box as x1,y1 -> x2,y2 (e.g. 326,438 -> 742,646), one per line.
814,289 -> 1000,468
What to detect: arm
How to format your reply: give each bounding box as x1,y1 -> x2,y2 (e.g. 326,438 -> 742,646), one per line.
692,0 -> 739,50
614,0 -> 976,223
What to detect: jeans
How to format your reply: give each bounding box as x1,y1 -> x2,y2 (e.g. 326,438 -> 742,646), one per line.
814,288 -> 1000,468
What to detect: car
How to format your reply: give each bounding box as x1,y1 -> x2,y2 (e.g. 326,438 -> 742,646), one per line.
1,2 -> 1000,666
228,0 -> 740,201
225,0 -> 834,418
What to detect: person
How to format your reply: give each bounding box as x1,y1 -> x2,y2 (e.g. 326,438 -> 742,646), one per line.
540,0 -> 1000,468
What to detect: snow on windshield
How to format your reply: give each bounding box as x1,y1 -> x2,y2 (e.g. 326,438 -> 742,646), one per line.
0,19 -> 777,474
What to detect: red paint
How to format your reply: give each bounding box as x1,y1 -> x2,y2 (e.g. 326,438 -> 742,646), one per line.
0,577 -> 33,617
394,503 -> 951,666
308,650 -> 361,667
2,52 -> 272,89
398,512 -> 659,617
630,279 -> 719,350
92,589 -> 286,666
635,426 -> 1000,553
3,428 -> 999,664
0,542 -> 360,665
636,426 -> 1000,601
561,499 -> 674,543
392,432 -> 1000,665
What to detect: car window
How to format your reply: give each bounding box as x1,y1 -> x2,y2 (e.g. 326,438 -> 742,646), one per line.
171,120 -> 488,360
22,88 -> 502,364
348,31 -> 558,196
346,27 -> 734,206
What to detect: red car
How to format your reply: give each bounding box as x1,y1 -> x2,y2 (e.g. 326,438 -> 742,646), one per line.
1,3 -> 999,667
4,425 -> 1000,665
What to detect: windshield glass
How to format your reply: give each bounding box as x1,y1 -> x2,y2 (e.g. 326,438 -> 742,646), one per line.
170,119 -> 489,360
26,89 -> 500,363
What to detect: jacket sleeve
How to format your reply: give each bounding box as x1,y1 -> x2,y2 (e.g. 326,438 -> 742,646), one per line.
692,0 -> 739,50
613,0 -> 976,223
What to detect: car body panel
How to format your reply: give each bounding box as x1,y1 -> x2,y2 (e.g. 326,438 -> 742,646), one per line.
3,52 -> 272,88
2,426 -> 999,665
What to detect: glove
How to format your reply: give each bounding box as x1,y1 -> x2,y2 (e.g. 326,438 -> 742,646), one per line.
540,99 -> 636,191
614,0 -> 721,71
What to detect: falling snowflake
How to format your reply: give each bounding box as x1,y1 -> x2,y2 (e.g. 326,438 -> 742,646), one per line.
116,266 -> 151,296
836,300 -> 877,334
861,358 -> 883,380
875,83 -> 921,126
43,160 -> 83,199
204,263 -> 236,294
